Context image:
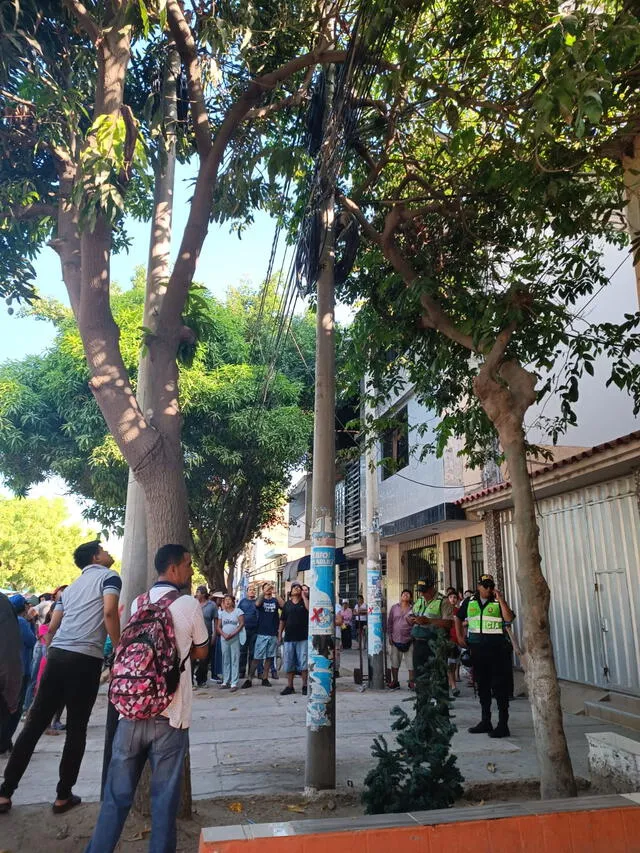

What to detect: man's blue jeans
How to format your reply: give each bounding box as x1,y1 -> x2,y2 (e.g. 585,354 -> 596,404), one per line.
85,717 -> 189,853
23,642 -> 44,713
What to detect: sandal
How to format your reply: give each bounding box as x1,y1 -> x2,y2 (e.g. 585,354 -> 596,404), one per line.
52,794 -> 81,814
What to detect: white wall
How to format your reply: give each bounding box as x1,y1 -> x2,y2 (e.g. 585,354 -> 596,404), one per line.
527,244 -> 639,447
378,395 -> 464,526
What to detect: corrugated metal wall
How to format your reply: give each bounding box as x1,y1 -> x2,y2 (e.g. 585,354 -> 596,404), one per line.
501,475 -> 640,694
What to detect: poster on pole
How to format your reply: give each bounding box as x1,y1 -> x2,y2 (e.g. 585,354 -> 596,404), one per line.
308,529 -> 336,636
367,560 -> 384,656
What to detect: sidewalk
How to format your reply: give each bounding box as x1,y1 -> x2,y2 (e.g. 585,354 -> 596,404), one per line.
1,649 -> 635,806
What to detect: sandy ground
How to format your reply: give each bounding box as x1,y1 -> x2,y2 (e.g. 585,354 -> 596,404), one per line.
0,792 -> 364,852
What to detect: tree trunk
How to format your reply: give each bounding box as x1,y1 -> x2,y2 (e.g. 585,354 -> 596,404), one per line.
202,558 -> 226,594
474,359 -> 577,799
622,134 -> 640,309
120,45 -> 181,601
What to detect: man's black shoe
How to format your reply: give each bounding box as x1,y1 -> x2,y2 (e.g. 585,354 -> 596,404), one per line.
468,720 -> 493,734
280,686 -> 295,695
489,723 -> 511,738
302,685 -> 308,695
241,679 -> 252,689
261,678 -> 271,687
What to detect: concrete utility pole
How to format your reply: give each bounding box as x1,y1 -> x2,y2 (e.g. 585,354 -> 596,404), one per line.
364,385 -> 384,689
305,68 -> 337,793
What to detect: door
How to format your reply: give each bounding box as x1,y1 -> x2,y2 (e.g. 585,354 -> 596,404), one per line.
406,545 -> 438,594
595,569 -> 640,692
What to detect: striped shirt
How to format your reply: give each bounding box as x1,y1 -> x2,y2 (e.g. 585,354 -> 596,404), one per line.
52,564 -> 122,658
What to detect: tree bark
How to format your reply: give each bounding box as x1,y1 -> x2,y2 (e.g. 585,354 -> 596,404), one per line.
474,359 -> 577,800
622,134 -> 640,309
121,45 -> 181,603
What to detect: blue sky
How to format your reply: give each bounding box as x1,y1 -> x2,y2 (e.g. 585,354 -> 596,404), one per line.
0,163 -> 280,362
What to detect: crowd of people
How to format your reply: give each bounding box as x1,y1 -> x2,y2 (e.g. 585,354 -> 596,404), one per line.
0,536 -> 517,853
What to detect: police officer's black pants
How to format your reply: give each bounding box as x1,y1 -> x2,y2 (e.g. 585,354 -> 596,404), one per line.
470,642 -> 511,720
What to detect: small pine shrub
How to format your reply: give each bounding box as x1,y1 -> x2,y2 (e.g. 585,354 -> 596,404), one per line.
362,631 -> 464,814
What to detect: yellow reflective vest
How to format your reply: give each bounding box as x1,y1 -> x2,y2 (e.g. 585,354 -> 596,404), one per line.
467,599 -> 503,635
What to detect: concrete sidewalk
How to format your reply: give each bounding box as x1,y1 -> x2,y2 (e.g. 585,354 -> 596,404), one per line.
1,650 -> 635,806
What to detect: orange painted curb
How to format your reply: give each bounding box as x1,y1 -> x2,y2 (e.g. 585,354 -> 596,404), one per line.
199,805 -> 640,853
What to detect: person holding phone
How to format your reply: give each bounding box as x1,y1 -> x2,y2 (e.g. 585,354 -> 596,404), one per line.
455,573 -> 515,738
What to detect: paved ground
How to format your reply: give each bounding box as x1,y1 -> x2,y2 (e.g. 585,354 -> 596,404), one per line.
1,649 -> 635,806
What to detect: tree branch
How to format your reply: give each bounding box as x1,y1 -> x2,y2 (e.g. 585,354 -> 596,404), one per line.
61,0 -> 100,43
245,67 -> 315,120
339,193 -> 475,353
166,0 -> 212,158
158,46 -> 348,330
1,203 -> 57,221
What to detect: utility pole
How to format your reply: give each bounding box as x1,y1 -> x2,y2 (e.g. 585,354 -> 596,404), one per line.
305,62 -> 337,792
364,383 -> 384,689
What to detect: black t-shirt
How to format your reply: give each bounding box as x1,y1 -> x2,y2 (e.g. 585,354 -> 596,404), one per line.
256,597 -> 280,636
280,599 -> 309,642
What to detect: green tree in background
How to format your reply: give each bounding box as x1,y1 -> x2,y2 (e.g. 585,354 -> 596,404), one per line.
0,496 -> 94,592
0,270 -> 314,591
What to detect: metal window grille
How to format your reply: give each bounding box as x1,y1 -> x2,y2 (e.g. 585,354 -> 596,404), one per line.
335,479 -> 345,527
448,539 -> 463,591
470,535 -> 485,586
344,461 -> 361,546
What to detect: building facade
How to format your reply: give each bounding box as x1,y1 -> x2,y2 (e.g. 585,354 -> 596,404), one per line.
459,431 -> 640,695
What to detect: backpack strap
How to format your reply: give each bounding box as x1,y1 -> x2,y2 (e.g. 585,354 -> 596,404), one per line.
154,589 -> 182,609
152,589 -> 190,672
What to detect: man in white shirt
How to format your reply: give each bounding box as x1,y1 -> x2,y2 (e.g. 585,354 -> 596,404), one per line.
85,544 -> 208,853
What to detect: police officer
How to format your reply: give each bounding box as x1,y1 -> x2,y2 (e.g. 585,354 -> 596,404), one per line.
455,573 -> 515,738
408,575 -> 454,690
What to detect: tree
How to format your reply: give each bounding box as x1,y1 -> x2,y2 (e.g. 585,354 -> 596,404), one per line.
0,0 -> 347,577
0,496 -> 95,591
0,272 -> 313,591
329,0 -> 640,799
362,633 -> 463,814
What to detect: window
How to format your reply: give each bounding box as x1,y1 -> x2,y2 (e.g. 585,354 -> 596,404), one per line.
448,539 -> 463,592
344,461 -> 361,546
339,560 -> 359,605
406,544 -> 438,594
470,535 -> 484,586
381,406 -> 409,480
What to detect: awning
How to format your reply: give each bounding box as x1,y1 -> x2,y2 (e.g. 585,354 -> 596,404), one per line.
380,502 -> 466,540
282,548 -> 346,581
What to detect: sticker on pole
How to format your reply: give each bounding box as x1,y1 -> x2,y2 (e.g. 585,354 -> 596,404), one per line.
308,531 -> 336,636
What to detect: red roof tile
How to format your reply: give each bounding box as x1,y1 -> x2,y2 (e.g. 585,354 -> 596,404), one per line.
457,430 -> 640,505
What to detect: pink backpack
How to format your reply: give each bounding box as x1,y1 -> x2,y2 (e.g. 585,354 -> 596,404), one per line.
109,590 -> 186,720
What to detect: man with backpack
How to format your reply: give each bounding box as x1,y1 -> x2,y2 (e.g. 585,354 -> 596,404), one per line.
85,544 -> 208,853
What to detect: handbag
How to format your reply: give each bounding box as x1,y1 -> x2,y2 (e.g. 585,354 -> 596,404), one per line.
393,640 -> 412,653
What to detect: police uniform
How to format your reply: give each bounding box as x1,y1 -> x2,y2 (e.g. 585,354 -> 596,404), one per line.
456,576 -> 513,738
410,583 -> 453,687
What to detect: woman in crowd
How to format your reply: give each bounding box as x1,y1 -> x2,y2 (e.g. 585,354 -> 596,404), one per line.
387,589 -> 414,690
340,599 -> 353,649
216,595 -> 245,692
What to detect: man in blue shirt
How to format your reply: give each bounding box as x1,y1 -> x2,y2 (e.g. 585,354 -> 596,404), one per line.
238,584 -> 259,681
242,582 -> 284,688
0,595 -> 35,755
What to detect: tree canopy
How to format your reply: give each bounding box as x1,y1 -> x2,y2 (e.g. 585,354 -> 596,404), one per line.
0,269 -> 314,589
0,495 -> 94,592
